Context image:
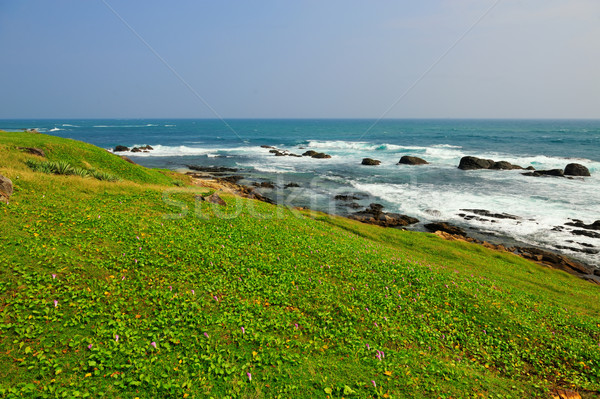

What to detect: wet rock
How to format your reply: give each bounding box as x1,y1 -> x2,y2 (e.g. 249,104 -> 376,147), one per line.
261,145 -> 276,149
187,165 -> 238,173
114,145 -> 129,152
458,156 -> 495,170
252,181 -> 276,189
564,163 -> 591,177
424,222 -> 467,236
398,156 -> 428,165
302,150 -> 318,157
460,209 -> 520,220
571,230 -> 600,239
17,147 -> 45,157
565,219 -> 600,231
491,161 -> 523,170
131,147 -> 142,153
525,166 -> 536,170
362,158 -> 381,166
522,169 -> 564,177
218,175 -> 244,184
0,175 -> 13,204
334,194 -> 362,201
284,183 -> 300,188
139,145 -> 154,150
350,203 -> 419,227
344,202 -> 362,209
311,152 -> 331,159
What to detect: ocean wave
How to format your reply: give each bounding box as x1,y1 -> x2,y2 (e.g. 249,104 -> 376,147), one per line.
49,127 -> 63,132
305,140 -> 408,151
94,124 -> 157,128
61,124 -> 79,127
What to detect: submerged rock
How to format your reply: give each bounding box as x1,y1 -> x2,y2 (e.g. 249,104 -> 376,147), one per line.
284,183 -> 300,188
460,209 -> 520,220
398,155 -> 428,165
565,219 -> 600,231
522,169 -> 564,177
564,163 -> 590,177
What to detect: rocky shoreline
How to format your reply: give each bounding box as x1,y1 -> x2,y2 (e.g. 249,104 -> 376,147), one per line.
184,164 -> 599,285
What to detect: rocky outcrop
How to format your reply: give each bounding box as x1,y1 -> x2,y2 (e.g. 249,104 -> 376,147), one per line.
252,181 -> 276,189
460,209 -> 520,220
565,220 -> 600,230
349,203 -> 419,227
516,247 -> 594,276
334,194 -> 363,201
302,150 -> 331,159
284,183 -> 300,188
114,145 -> 129,152
424,222 -> 467,236
564,163 -> 591,177
458,156 -> 523,170
187,165 -> 238,173
361,158 -> 381,166
0,175 -> 13,204
17,147 -> 45,157
398,156 -> 428,165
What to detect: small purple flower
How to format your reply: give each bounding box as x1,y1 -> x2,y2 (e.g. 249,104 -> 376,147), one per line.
376,352 -> 382,361
294,323 -> 299,330
366,343 -> 370,350
365,307 -> 369,312
136,236 -> 140,240
121,276 -> 125,280
53,300 -> 58,308
483,329 -> 487,334
88,344 -> 93,350
374,322 -> 378,327
52,274 -> 56,279
204,332 -> 209,338
247,372 -> 252,381
151,341 -> 157,348
371,380 -> 376,387
241,327 -> 245,335
191,289 -> 195,295
213,295 -> 218,301
134,259 -> 138,263
115,335 -> 119,342
169,286 -> 172,291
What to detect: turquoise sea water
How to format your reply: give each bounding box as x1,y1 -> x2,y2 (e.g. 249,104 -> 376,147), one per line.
2,119 -> 599,266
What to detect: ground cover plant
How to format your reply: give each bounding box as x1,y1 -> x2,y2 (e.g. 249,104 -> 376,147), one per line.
1,132 -> 599,398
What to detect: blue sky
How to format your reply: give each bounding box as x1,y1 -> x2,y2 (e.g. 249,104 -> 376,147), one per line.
1,0 -> 599,118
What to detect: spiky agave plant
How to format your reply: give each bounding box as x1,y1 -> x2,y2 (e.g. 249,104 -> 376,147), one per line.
51,160 -> 75,175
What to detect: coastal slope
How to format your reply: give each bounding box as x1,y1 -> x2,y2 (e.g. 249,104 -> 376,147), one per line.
1,132 -> 599,398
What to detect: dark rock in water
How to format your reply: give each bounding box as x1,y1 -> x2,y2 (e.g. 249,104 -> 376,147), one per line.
219,175 -> 244,184
139,145 -> 153,150
288,153 -> 302,157
565,219 -> 600,231
0,174 -> 13,204
345,202 -> 362,209
114,145 -> 129,152
187,165 -> 238,173
554,245 -> 599,255
525,166 -> 536,170
302,150 -> 318,157
458,156 -> 495,170
131,147 -> 142,153
200,193 -> 227,206
424,222 -> 467,236
491,161 -> 523,170
252,181 -> 276,189
362,158 -> 381,166
334,194 -> 362,201
522,169 -> 564,177
269,149 -> 279,154
350,203 -> 419,227
461,209 -> 520,220
17,147 -> 45,157
284,183 -> 300,188
398,156 -> 428,165
571,229 -> 600,239
120,156 -> 136,164
274,151 -> 286,156
261,145 -> 276,149
516,247 -> 593,275
312,152 -> 331,159
564,163 -> 590,177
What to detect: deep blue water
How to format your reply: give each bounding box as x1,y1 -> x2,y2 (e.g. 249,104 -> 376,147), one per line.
2,119 -> 599,266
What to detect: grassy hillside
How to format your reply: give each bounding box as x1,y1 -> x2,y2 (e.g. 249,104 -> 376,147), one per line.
1,132 -> 599,398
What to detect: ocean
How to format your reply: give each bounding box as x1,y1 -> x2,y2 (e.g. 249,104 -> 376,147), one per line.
2,119 -> 599,267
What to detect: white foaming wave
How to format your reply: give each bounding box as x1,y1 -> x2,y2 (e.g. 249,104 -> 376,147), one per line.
94,124 -> 158,128
113,144 -> 270,158
61,124 -> 79,127
305,140 -> 408,151
349,180 -> 600,265
237,162 -> 297,174
49,127 -> 63,132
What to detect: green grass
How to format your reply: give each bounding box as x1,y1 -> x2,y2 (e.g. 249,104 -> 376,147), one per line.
0,132 -> 599,398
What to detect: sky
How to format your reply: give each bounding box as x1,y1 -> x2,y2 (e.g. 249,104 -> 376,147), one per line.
0,0 -> 599,119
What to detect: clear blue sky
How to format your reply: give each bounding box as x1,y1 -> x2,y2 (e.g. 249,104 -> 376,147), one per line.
1,0 -> 599,119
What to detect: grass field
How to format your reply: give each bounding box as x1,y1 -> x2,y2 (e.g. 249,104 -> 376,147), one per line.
1,131 -> 599,398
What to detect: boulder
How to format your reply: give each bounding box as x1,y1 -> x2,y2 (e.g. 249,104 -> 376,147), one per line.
302,150 -> 318,157
398,155 -> 428,165
0,175 -> 13,204
460,209 -> 520,220
284,183 -> 300,188
201,193 -> 227,206
564,163 -> 590,177
334,194 -> 362,201
139,145 -> 154,151
458,156 -> 495,170
490,161 -> 522,170
565,219 -> 600,231
252,181 -> 275,189
114,145 -> 129,152
260,145 -> 276,149
424,222 -> 467,237
362,158 -> 381,166
130,147 -> 142,153
17,147 -> 45,157
311,152 -> 331,159
517,247 -> 593,275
